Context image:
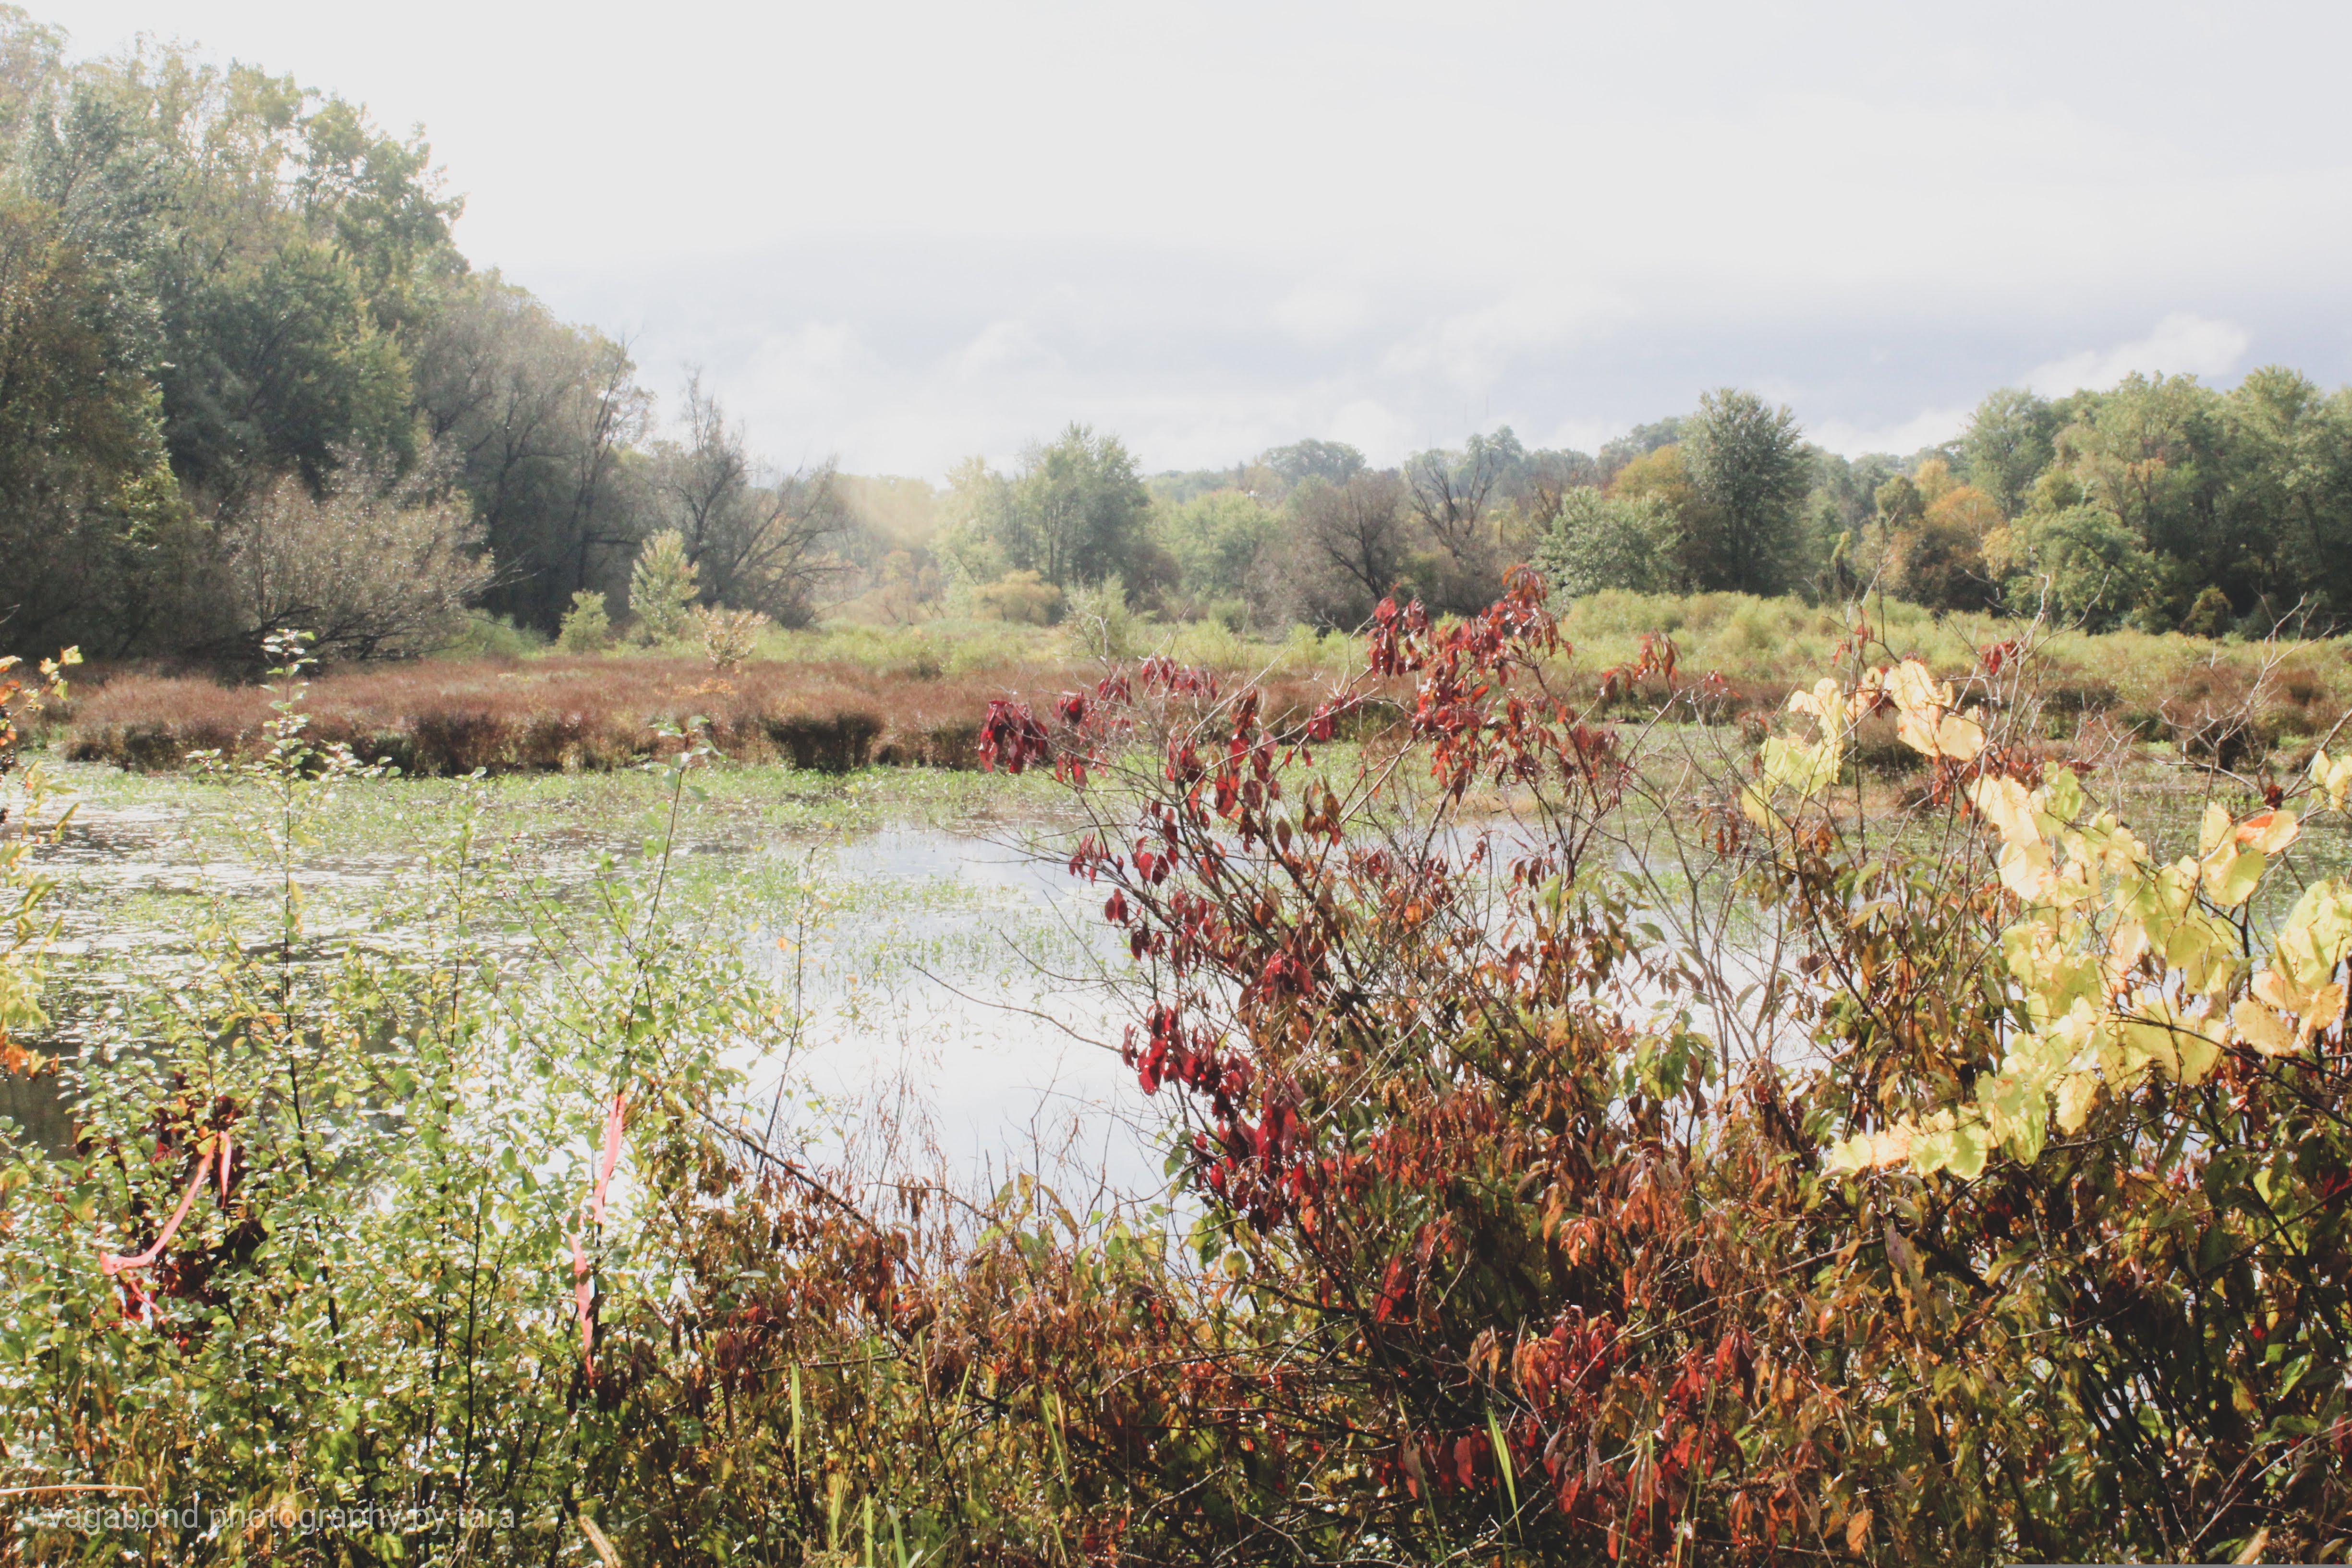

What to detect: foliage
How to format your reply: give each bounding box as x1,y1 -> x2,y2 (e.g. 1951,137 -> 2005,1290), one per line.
627,527 -> 700,644
1059,577 -> 1140,660
12,580 -> 2352,1563
1151,489 -> 1276,607
649,376 -> 847,628
693,604 -> 770,672
1679,388 -> 1812,596
0,646 -> 73,1071
1258,437 -> 1366,490
1960,388 -> 2060,517
1285,470 -> 1413,626
218,454 -> 494,662
434,610 -> 546,658
1881,481 -> 2002,611
2,643 -> 789,1561
940,424 -> 1152,591
556,589 -> 613,652
1531,487 -> 1684,597
960,576 -> 2352,1563
1985,503 -> 2160,632
411,270 -> 649,629
967,569 -> 1064,626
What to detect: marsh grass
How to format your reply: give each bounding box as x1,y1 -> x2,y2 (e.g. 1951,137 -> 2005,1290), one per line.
61,619 -> 1372,777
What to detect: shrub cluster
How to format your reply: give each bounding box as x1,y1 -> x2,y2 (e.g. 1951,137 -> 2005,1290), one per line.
9,589 -> 2352,1564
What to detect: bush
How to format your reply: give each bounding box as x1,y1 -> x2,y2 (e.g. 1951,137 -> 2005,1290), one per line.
221,459 -> 495,662
18,589 -> 2352,1564
693,604 -> 768,671
63,656 -> 1051,775
2184,583 -> 2235,637
1060,576 -> 1139,660
1531,487 -> 1683,597
434,609 -> 546,659
555,589 -> 613,652
628,528 -> 699,644
1987,504 -> 2158,632
970,570 -> 1062,625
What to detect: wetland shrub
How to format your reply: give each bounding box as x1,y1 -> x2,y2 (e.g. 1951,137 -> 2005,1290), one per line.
12,597 -> 2352,1565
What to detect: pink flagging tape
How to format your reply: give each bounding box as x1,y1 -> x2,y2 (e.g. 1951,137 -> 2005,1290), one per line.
573,1090 -> 631,1382
593,1092 -> 630,1228
99,1139 -> 218,1277
572,1226 -> 594,1376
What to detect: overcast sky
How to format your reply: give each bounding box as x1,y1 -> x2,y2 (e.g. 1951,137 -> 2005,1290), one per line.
36,0 -> 2352,476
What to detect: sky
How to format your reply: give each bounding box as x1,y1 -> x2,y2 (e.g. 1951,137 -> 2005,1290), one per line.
34,0 -> 2352,477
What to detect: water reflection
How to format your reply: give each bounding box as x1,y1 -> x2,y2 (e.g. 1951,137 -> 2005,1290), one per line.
740,827 -> 1170,1199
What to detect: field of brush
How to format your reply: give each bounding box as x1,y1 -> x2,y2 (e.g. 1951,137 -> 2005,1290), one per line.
46,593 -> 2352,779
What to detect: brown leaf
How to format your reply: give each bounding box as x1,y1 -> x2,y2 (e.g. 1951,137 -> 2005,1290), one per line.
1844,1506 -> 1871,1554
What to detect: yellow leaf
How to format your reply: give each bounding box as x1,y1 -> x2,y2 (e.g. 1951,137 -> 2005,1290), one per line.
1887,658 -> 1947,719
1828,1125 -> 1913,1174
2232,999 -> 2296,1057
2119,1018 -> 2179,1079
2203,846 -> 2266,910
2199,801 -> 2231,857
2299,981 -> 2344,1047
2308,750 -> 2352,813
2105,918 -> 2148,990
1896,707 -> 1939,757
1786,678 -> 1844,730
1998,841 -> 2060,904
1946,1121 -> 1990,1179
1934,712 -> 1985,761
2234,809 -> 2298,854
2175,1026 -> 2222,1085
2252,965 -> 2315,1015
1970,775 -> 2040,851
2056,1072 -> 2099,1132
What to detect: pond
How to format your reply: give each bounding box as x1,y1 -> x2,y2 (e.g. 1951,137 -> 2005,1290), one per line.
7,762 -> 1173,1199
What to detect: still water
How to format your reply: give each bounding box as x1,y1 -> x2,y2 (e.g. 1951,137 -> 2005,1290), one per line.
5,768 -> 1171,1197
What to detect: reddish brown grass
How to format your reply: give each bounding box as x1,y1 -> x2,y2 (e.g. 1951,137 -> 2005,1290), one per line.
62,655 -> 1401,776
62,656 -> 1047,774
62,655 -> 1407,775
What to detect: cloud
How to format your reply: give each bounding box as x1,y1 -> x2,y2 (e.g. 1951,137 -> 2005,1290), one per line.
1378,286 -> 1632,394
1807,404 -> 1975,460
1270,284 -> 1372,344
953,320 -> 1063,381
2024,314 -> 2251,396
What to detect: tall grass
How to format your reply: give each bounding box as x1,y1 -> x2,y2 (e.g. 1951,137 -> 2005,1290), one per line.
1551,589 -> 2352,734
63,639 -> 1370,776
60,596 -> 2352,776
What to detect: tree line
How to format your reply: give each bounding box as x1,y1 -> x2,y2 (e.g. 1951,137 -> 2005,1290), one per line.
936,374 -> 2352,641
0,10 -> 851,663
10,6 -> 2352,667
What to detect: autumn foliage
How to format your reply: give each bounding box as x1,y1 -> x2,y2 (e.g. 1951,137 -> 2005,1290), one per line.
8,575 -> 2352,1566
919,567 -> 2352,1562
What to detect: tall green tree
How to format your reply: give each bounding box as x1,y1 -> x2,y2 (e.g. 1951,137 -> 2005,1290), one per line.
1960,388 -> 2057,517
1531,487 -> 1682,597
1153,489 -> 1276,605
2218,366 -> 2352,622
1256,438 -> 1364,490
412,271 -> 649,627
943,424 -> 1151,592
1679,388 -> 1810,595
